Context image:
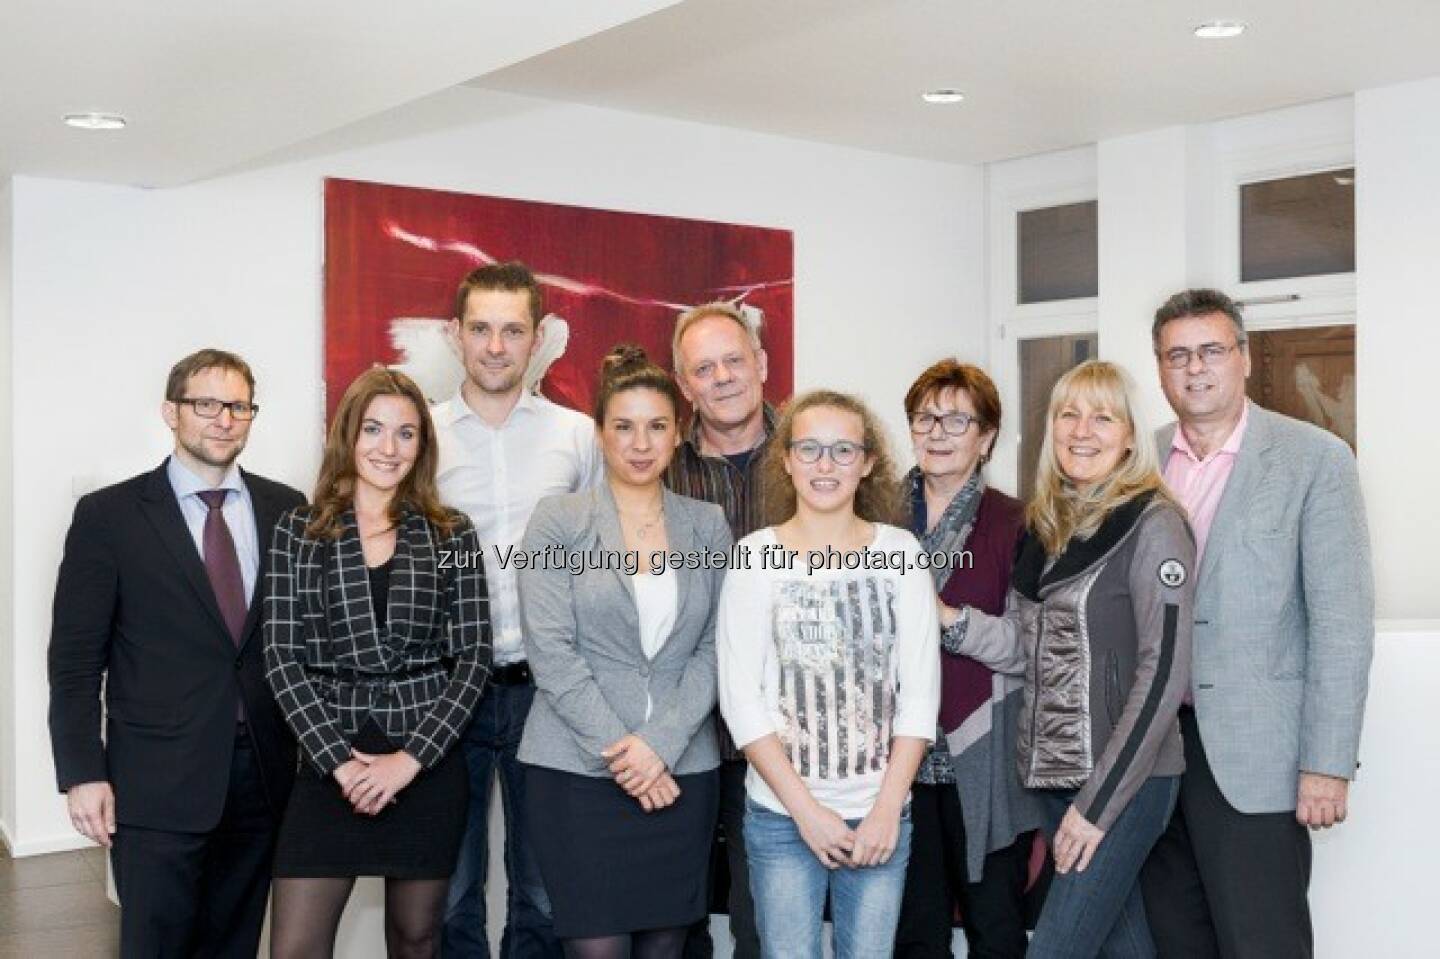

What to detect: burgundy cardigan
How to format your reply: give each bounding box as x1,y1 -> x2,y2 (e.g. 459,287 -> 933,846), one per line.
936,486 -> 1026,733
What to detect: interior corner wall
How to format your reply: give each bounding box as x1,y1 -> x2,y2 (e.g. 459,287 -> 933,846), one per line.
1095,126 -> 1191,434
0,178 -> 16,851
4,87 -> 986,853
1354,78 -> 1440,621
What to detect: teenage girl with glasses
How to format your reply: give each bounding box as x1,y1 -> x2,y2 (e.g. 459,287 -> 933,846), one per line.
716,389 -> 940,958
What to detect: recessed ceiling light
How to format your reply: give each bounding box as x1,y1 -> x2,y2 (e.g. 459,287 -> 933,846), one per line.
63,112 -> 127,131
922,89 -> 965,104
1194,20 -> 1247,39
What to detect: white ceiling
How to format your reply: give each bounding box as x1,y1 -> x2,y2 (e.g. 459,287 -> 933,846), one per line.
0,0 -> 678,186
4,0 -> 1440,189
475,0 -> 1440,165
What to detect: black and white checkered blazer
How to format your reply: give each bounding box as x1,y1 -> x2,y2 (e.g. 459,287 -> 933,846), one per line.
263,505 -> 490,775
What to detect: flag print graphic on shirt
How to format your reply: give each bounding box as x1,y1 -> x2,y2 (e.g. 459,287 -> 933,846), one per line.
771,576 -> 898,780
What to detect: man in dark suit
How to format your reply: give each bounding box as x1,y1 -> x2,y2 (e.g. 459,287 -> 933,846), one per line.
48,348 -> 306,958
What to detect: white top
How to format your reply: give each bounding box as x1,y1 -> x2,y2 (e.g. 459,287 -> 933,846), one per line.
716,524 -> 941,820
634,567 -> 679,661
434,390 -> 602,664
166,455 -> 259,602
634,568 -> 679,721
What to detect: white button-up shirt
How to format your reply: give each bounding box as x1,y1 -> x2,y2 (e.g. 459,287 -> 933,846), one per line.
434,389 -> 601,665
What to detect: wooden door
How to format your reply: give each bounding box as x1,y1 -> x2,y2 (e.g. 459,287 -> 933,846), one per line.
1246,325 -> 1356,452
1018,334 -> 1098,500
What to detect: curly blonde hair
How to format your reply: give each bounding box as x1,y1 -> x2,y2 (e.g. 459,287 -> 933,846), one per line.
762,390 -> 902,526
1026,361 -> 1175,555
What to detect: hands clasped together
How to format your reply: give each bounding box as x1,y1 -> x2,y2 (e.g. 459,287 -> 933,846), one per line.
332,749 -> 421,815
602,734 -> 681,812
794,797 -> 904,870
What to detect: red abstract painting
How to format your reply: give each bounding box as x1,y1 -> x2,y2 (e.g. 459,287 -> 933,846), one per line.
323,178 -> 794,422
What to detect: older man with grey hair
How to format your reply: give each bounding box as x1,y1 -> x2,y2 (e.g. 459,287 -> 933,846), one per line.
666,301 -> 775,959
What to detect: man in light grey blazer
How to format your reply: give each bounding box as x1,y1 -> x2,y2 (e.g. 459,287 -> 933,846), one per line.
1139,289 -> 1374,959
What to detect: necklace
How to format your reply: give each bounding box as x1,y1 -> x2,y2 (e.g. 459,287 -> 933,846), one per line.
620,504 -> 665,540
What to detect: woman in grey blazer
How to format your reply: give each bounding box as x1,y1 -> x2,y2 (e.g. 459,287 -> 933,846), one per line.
517,345 -> 732,959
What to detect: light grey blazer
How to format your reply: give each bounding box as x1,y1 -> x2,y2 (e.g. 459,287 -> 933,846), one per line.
1158,404 -> 1374,814
516,483 -> 732,777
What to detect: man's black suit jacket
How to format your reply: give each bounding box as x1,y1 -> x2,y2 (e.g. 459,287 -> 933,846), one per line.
48,459 -> 306,832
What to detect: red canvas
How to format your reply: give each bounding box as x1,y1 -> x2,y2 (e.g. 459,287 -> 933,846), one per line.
324,178 -> 794,422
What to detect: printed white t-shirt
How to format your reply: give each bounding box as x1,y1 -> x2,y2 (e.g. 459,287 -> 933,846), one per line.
716,524 -> 940,820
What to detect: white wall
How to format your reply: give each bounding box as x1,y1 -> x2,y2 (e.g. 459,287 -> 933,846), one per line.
1095,126 -> 1194,433
0,178 -> 15,851
1354,78 -> 1440,621
1309,626 -> 1439,958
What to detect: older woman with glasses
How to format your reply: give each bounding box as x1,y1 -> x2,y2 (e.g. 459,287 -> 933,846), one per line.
893,360 -> 1045,958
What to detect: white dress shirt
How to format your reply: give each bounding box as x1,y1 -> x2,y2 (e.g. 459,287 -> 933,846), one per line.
166,455 -> 260,603
434,389 -> 601,665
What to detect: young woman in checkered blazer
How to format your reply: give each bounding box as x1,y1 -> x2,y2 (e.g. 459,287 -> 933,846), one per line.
264,367 -> 492,958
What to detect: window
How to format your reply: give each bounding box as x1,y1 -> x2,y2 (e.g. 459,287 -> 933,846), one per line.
1017,200 -> 1098,303
1018,333 -> 1097,499
1245,325 -> 1355,452
1240,168 -> 1354,282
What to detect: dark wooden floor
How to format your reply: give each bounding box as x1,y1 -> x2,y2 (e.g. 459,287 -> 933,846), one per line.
0,844 -> 118,957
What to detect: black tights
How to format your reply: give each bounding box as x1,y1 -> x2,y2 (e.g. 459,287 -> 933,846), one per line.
562,926 -> 689,959
269,876 -> 449,958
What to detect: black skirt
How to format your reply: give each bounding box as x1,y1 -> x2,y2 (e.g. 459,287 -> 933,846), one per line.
525,764 -> 720,939
273,720 -> 468,879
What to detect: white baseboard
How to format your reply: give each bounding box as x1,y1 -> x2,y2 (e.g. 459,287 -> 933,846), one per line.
2,829 -> 94,858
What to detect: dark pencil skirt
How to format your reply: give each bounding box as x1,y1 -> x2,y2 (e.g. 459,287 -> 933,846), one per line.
273,720 -> 468,879
525,764 -> 720,939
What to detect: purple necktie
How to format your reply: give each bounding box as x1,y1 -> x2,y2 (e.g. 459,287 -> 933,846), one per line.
198,490 -> 247,647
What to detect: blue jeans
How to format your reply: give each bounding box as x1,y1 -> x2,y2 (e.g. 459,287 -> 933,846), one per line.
744,798 -> 912,959
443,681 -> 560,959
1029,776 -> 1180,959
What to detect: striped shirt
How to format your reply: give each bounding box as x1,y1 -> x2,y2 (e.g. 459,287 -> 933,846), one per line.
665,405 -> 777,541
716,525 -> 941,819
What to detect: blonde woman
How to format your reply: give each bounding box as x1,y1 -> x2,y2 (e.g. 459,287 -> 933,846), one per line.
717,390 -> 940,958
952,361 -> 1195,958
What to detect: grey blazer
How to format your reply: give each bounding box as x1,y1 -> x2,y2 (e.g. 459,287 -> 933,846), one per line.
1158,404 -> 1374,814
516,483 -> 733,777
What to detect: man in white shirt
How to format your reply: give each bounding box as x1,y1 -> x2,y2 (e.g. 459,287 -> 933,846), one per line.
439,262 -> 601,959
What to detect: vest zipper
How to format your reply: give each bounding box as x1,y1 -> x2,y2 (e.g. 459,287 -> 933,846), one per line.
1028,618 -> 1044,781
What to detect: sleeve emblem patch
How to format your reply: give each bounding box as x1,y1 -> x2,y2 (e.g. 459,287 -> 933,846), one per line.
1158,558 -> 1187,588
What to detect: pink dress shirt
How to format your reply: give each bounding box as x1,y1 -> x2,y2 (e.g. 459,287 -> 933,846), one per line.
1163,401 -> 1251,563
1164,402 -> 1250,705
